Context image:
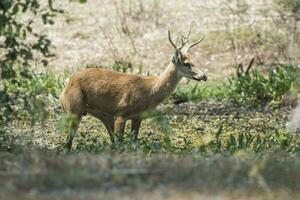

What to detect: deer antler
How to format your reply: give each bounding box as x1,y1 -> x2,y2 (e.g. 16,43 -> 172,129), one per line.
178,36 -> 189,50
178,27 -> 192,50
168,29 -> 190,50
168,28 -> 204,51
181,26 -> 192,41
168,30 -> 177,49
187,35 -> 205,51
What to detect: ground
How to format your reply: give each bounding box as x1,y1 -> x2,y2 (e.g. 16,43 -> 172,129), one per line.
1,101 -> 300,200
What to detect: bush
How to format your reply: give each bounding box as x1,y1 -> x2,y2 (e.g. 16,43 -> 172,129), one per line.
275,0 -> 300,14
224,64 -> 300,106
5,71 -> 65,123
0,1 -> 62,127
172,64 -> 299,106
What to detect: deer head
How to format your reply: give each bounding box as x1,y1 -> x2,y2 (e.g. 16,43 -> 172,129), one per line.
168,28 -> 207,81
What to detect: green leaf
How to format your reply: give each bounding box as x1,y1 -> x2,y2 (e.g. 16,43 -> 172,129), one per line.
12,3 -> 19,15
0,0 -> 12,11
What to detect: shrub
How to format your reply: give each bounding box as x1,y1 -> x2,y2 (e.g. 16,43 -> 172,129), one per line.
224,64 -> 300,106
275,0 -> 300,15
0,0 -> 62,129
5,71 -> 65,124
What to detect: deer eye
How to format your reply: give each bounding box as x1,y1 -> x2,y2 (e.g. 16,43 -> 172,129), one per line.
184,63 -> 191,68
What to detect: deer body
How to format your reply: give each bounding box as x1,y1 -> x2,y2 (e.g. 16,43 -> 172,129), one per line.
61,63 -> 180,118
60,29 -> 207,150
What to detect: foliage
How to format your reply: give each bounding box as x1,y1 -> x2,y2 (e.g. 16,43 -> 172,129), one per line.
0,0 -> 61,79
6,96 -> 300,155
0,1 -> 299,198
172,64 -> 300,107
275,0 -> 300,15
0,87 -> 12,123
172,83 -> 225,104
224,64 -> 300,106
190,126 -> 295,155
1,67 -> 299,198
5,71 -> 65,123
0,0 -> 61,125
172,83 -> 207,104
0,70 -> 67,149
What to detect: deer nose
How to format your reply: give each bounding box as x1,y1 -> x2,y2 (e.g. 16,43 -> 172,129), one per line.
192,72 -> 207,81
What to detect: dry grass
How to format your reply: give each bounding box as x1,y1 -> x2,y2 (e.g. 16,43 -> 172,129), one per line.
35,0 -> 300,81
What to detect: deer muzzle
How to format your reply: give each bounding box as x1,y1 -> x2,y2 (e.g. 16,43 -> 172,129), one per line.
193,72 -> 207,81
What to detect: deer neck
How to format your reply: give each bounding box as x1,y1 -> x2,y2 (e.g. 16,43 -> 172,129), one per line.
150,63 -> 182,102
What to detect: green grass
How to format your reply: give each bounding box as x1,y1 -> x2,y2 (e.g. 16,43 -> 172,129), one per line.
1,65 -> 300,199
2,64 -> 299,153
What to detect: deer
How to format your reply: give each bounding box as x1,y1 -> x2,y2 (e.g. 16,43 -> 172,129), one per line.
60,29 -> 207,150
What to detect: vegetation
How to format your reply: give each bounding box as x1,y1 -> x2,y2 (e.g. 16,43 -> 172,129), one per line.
225,64 -> 300,105
1,55 -> 299,200
1,0 -> 300,199
173,64 -> 300,106
0,0 -> 60,127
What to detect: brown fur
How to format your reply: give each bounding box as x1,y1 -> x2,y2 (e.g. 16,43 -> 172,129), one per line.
60,31 -> 207,150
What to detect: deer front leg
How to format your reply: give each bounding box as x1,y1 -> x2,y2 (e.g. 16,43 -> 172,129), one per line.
131,118 -> 142,141
65,113 -> 81,151
102,117 -> 115,143
97,115 -> 115,143
114,116 -> 126,144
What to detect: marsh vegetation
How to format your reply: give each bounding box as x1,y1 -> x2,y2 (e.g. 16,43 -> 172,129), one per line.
1,0 -> 300,199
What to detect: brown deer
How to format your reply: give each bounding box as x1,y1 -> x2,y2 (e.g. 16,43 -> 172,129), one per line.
60,29 -> 207,150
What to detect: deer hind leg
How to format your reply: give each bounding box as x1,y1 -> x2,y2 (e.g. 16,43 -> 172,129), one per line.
61,84 -> 85,151
114,116 -> 126,144
131,118 -> 142,141
85,108 -> 115,143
